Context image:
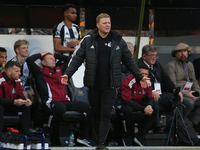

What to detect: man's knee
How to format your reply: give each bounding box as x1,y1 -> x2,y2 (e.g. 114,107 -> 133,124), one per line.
183,97 -> 195,108
51,102 -> 66,114
101,109 -> 112,119
122,106 -> 132,116
78,102 -> 91,114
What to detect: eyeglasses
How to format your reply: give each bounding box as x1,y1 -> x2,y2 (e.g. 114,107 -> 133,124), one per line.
146,54 -> 159,59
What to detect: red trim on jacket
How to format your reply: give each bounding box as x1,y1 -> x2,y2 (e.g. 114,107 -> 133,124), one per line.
39,64 -> 70,103
0,73 -> 25,105
121,74 -> 153,103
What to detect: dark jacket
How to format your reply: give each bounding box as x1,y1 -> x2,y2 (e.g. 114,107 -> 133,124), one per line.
138,58 -> 175,93
65,29 -> 143,89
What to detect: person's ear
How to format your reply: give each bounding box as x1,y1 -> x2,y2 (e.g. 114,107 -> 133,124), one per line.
64,11 -> 67,16
142,54 -> 146,59
15,48 -> 19,54
96,23 -> 99,28
7,69 -> 11,76
41,60 -> 45,66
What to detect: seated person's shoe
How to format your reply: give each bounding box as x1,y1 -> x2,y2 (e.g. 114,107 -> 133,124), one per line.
76,137 -> 97,147
133,137 -> 144,147
122,137 -> 133,146
95,144 -> 109,150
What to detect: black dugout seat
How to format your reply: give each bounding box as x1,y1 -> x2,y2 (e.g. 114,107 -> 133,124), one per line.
3,116 -> 20,132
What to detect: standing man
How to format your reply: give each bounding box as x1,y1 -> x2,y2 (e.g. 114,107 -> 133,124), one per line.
9,39 -> 32,99
138,44 -> 183,133
0,61 -> 32,140
0,47 -> 7,72
53,3 -> 82,56
61,13 -> 149,150
165,43 -> 200,126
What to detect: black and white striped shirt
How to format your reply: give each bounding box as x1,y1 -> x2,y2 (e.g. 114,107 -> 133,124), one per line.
53,21 -> 82,56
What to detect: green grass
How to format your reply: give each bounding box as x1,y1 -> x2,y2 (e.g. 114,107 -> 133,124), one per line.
109,149 -> 200,150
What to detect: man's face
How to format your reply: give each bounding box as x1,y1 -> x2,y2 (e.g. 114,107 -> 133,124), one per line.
64,7 -> 77,22
140,68 -> 149,78
96,18 -> 111,35
175,49 -> 188,62
0,52 -> 7,66
16,44 -> 28,57
143,51 -> 157,65
42,54 -> 56,68
8,66 -> 21,80
127,42 -> 134,56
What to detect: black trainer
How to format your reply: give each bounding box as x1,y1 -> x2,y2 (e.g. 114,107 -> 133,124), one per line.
95,144 -> 109,150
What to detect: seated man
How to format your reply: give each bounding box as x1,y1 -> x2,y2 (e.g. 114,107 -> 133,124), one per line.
0,47 -> 7,72
165,43 -> 200,128
138,44 -> 183,133
26,52 -> 95,147
9,39 -> 33,100
120,63 -> 158,146
0,61 -> 32,140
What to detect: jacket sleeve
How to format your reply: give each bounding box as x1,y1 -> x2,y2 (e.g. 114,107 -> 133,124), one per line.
55,53 -> 71,63
54,53 -> 71,73
64,38 -> 86,79
189,62 -> 200,94
120,39 -> 143,82
0,83 -> 14,106
145,95 -> 154,106
0,98 -> 14,106
164,62 -> 177,86
121,75 -> 134,101
26,54 -> 43,79
160,63 -> 175,93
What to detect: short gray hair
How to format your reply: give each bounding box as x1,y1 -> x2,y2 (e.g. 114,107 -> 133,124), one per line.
142,44 -> 157,55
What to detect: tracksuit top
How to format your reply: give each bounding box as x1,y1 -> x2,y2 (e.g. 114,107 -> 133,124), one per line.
39,65 -> 70,104
121,74 -> 153,103
0,72 -> 25,106
27,53 -> 71,108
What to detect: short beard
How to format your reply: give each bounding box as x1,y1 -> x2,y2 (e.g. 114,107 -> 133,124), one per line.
178,55 -> 187,63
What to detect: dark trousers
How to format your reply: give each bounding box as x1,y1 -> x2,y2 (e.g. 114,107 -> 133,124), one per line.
50,101 -> 91,138
122,100 -> 158,142
88,88 -> 117,145
187,97 -> 200,125
0,104 -> 30,138
159,92 -> 173,108
155,92 -> 174,127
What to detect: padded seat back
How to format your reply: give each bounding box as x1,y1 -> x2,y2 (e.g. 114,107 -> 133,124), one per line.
3,116 -> 20,132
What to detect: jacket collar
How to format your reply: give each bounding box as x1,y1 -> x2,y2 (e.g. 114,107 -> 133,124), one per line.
43,65 -> 57,71
2,72 -> 11,83
96,32 -> 112,40
90,28 -> 122,42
